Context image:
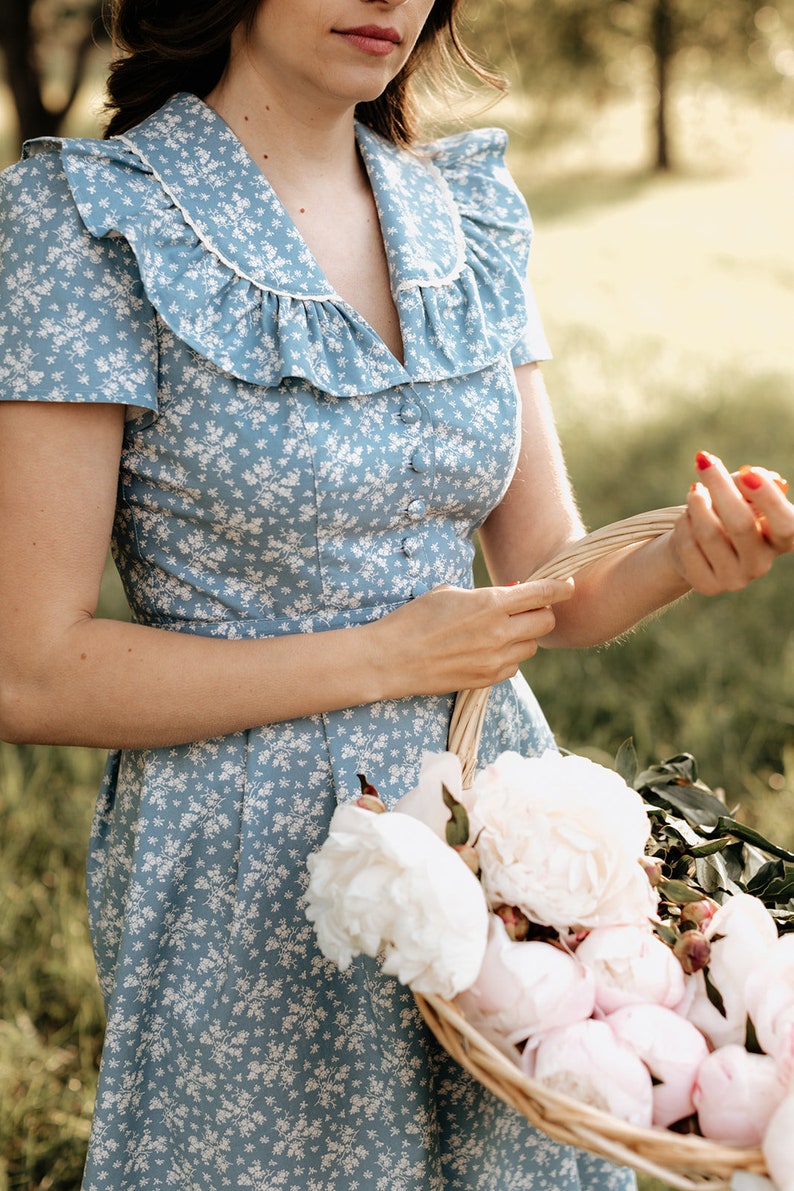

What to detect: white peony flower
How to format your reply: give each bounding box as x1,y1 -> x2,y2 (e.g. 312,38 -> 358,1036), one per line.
455,915 -> 595,1047
606,1003 -> 709,1127
462,750 -> 657,933
527,1018 -> 654,1128
305,803 -> 488,998
575,924 -> 686,1014
693,1045 -> 787,1146
745,935 -> 794,1062
393,751 -> 464,840
684,893 -> 779,1050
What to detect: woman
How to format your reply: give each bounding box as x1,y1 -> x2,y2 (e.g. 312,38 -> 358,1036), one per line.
0,1 -> 792,1187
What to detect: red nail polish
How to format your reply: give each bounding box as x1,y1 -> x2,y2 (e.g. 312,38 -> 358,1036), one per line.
506,580 -> 521,587
740,464 -> 789,494
740,468 -> 763,491
689,482 -> 698,493
695,451 -> 713,471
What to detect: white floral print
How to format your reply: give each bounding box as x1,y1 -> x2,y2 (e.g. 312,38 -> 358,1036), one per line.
0,93 -> 634,1190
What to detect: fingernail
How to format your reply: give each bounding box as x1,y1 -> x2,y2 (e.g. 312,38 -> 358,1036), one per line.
741,466 -> 791,495
739,466 -> 763,491
695,451 -> 713,471
506,580 -> 521,587
689,482 -> 698,493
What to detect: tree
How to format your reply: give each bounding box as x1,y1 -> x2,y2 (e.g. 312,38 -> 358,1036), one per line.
466,0 -> 794,171
0,0 -> 107,150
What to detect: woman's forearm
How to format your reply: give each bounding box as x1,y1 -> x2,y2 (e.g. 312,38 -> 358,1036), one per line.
0,614 -> 391,749
0,577 -> 576,750
540,533 -> 692,650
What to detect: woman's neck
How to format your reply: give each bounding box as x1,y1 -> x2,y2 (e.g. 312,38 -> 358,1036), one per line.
204,61 -> 362,197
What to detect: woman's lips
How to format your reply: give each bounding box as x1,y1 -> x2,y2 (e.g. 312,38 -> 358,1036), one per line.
335,25 -> 401,56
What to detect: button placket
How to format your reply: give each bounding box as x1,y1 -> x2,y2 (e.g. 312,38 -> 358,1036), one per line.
396,386 -> 434,598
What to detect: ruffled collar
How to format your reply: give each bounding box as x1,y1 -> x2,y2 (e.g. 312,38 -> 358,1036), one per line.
118,93 -> 464,304
28,92 -> 539,394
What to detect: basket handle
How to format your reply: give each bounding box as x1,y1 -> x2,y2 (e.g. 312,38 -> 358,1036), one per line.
447,507 -> 686,787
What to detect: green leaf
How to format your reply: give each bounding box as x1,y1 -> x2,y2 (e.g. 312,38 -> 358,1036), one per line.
693,854 -> 732,895
640,783 -> 728,829
707,817 -> 794,863
653,921 -> 678,947
615,738 -> 638,786
746,859 -> 784,896
762,872 -> 794,902
442,784 -> 470,849
703,966 -> 727,1019
690,838 -> 731,858
745,1015 -> 763,1055
657,879 -> 707,905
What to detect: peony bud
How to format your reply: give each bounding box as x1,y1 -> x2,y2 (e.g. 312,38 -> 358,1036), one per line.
639,856 -> 665,888
693,1045 -> 787,1146
356,794 -> 388,814
528,1019 -> 654,1128
685,893 -> 778,1050
456,916 -> 594,1047
674,929 -> 711,975
576,924 -> 686,1014
607,1003 -> 709,1127
763,1092 -> 794,1191
356,773 -> 387,813
493,903 -> 531,942
745,935 -> 794,1062
680,898 -> 719,929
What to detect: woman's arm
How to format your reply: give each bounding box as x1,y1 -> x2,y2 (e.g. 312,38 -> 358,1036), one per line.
0,401 -> 573,749
480,364 -> 794,649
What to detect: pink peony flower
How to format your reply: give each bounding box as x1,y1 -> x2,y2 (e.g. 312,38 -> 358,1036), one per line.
684,893 -> 779,1049
692,1045 -> 787,1146
305,803 -> 488,998
461,750 -> 658,934
745,935 -> 794,1062
526,1018 -> 654,1128
456,916 -> 595,1046
606,1003 -> 709,1127
762,1092 -> 794,1191
575,924 -> 685,1014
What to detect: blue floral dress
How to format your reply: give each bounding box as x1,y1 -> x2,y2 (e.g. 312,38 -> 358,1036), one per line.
0,94 -> 634,1191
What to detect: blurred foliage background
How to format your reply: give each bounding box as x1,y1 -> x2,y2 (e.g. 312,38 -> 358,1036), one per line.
1,2 -> 793,1189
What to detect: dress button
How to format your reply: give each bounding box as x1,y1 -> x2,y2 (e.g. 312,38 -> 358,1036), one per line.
400,402 -> 422,425
410,448 -> 430,474
406,498 -> 426,520
402,535 -> 421,559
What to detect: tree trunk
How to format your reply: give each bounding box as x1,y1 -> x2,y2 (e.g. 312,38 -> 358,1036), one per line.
650,0 -> 675,171
0,0 -> 54,146
0,0 -> 105,152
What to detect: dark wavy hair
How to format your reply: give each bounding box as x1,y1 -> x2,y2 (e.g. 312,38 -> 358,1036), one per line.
103,0 -> 502,144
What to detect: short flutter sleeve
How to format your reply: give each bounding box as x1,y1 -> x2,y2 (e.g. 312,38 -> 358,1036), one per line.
422,127 -> 551,369
0,145 -> 158,414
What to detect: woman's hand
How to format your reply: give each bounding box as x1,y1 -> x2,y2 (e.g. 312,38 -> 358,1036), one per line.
669,451 -> 794,595
371,578 -> 575,697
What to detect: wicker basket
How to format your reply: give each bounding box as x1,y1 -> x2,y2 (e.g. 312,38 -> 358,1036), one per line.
416,508 -> 770,1191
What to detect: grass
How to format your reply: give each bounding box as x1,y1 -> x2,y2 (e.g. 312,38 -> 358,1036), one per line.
2,83 -> 793,1190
